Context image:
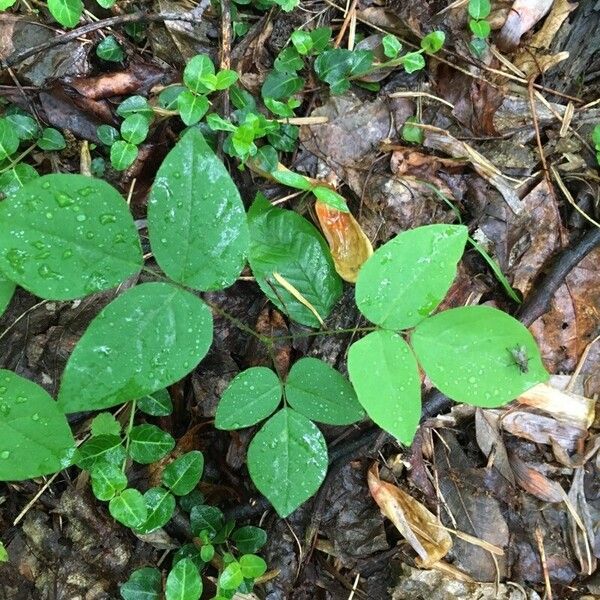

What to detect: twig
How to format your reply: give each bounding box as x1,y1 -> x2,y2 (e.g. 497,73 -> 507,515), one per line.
3,12 -> 202,69
534,528 -> 553,600
517,227 -> 600,326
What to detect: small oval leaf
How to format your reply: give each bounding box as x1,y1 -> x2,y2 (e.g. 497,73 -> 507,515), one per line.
129,424 -> 175,464
109,488 -> 148,528
285,357 -> 365,425
162,451 -> 204,496
166,558 -> 203,600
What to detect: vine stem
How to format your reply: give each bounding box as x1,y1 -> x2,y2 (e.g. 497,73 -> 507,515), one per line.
122,399 -> 137,472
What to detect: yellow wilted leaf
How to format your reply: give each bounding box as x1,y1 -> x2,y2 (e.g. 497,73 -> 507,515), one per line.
315,200 -> 372,283
368,463 -> 452,568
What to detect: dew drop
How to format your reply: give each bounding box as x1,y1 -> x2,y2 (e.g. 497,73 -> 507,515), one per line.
76,214 -> 87,222
0,451 -> 9,459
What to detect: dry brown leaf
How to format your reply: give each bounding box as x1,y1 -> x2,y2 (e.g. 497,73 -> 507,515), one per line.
475,409 -> 515,484
315,201 -> 373,283
509,453 -> 564,502
517,382 -> 595,430
497,0 -> 554,51
367,463 -> 452,568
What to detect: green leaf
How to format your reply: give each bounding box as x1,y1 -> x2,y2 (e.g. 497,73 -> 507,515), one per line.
199,544 -> 214,562
206,113 -> 237,132
411,305 -> 549,406
314,49 -> 373,94
469,37 -> 488,58
239,554 -> 267,579
136,487 -> 176,533
0,370 -> 75,480
6,114 -> 39,141
285,357 -> 364,425
219,561 -> 243,590
179,490 -> 204,514
0,0 -> 18,9
355,224 -> 468,330
138,389 -> 173,416
232,526 -> 267,554
177,91 -> 209,126
96,36 -> 124,62
75,435 -> 126,470
91,412 -> 121,437
261,71 -> 304,101
173,544 -> 205,570
90,462 -> 127,501
190,505 -> 224,539
159,86 -> 186,110
274,47 -> 304,73
402,51 -> 426,73
310,27 -> 332,53
247,195 -> 341,327
271,169 -> 313,191
0,275 -> 15,317
347,330 -> 421,445
37,128 -> 66,151
312,186 -> 349,212
0,118 -> 20,160
121,114 -> 149,145
109,488 -> 148,528
247,407 -> 327,517
469,19 -> 491,38
0,163 -> 39,199
110,140 -> 138,170
97,124 -> 120,146
117,96 -> 153,120
231,525 -> 267,554
96,0 -> 117,7
162,451 -> 204,495
148,128 -> 249,291
592,124 -> 600,147
264,97 -> 296,118
230,86 -> 256,110
120,567 -> 162,600
47,0 -> 82,27
401,116 -> 424,144
58,282 -> 213,413
267,123 -> 299,151
420,31 -> 445,53
128,424 -> 175,464
254,144 -> 279,173
291,30 -> 313,55
468,0 -> 491,20
184,54 -> 216,95
215,367 -> 282,430
0,174 -> 142,300
215,69 -> 238,90
382,34 -> 402,59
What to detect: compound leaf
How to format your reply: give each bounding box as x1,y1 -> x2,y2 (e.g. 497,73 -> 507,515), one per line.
0,370 -> 75,480
247,407 -> 327,518
355,224 -> 468,330
348,330 -> 421,445
0,174 -> 142,300
411,305 -> 548,406
58,282 -> 213,413
148,128 -> 249,291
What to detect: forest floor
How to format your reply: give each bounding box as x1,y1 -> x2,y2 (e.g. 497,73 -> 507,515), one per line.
0,0 -> 599,599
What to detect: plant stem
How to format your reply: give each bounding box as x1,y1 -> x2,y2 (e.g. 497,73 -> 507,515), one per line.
122,399 -> 137,472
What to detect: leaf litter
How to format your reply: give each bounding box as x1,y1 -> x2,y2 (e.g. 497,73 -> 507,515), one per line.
0,0 -> 599,599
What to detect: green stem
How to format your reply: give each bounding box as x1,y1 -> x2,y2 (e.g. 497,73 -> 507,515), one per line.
122,399 -> 137,472
0,144 -> 37,174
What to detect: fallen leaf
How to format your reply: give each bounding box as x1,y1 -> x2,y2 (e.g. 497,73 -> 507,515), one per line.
368,463 -> 452,568
497,0 -> 555,51
314,200 -> 373,283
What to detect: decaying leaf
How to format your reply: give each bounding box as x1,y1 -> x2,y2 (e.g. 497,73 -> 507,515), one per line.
497,0 -> 554,51
509,453 -> 564,502
314,200 -> 373,283
368,463 -> 452,568
517,381 -> 595,430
